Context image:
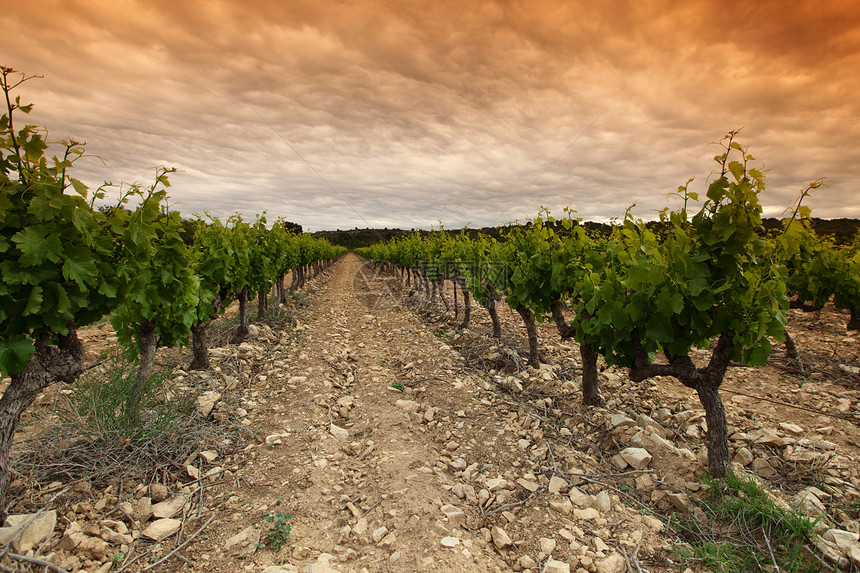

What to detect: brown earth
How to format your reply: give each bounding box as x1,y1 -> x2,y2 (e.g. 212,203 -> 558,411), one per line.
4,253 -> 860,573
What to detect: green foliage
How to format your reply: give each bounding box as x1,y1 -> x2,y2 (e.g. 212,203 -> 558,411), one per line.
0,67 -> 119,375
260,504 -> 293,551
57,348 -> 192,442
674,471 -> 822,573
109,171 -> 201,353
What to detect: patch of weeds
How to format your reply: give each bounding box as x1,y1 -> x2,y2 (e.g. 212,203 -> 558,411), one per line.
14,346 -> 240,490
673,470 -> 823,573
391,382 -> 405,392
259,500 -> 293,551
58,347 -> 191,442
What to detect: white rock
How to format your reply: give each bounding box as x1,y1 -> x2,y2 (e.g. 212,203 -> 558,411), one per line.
224,525 -> 260,551
517,478 -> 540,493
151,496 -> 188,519
635,414 -> 666,437
666,492 -> 693,513
569,488 -> 593,508
595,491 -> 612,513
610,414 -> 636,428
648,432 -> 676,452
548,475 -> 568,494
440,504 -> 465,524
304,553 -> 342,573
620,447 -> 652,470
732,447 -> 754,466
823,529 -> 860,553
353,517 -> 368,536
440,536 -> 460,548
550,498 -> 573,514
779,422 -> 804,435
643,515 -> 664,532
596,552 -> 626,573
142,518 -> 181,541
545,558 -> 571,573
377,532 -> 396,547
794,489 -> 827,516
751,457 -> 777,477
574,507 -> 600,520
329,423 -> 349,440
394,399 -> 420,412
540,537 -> 557,554
195,391 -> 221,417
485,477 -> 508,492
0,511 -> 57,552
749,428 -> 789,447
491,525 -> 512,549
371,526 -> 388,543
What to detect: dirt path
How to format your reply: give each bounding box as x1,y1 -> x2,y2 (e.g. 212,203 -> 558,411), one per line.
182,253 -> 521,572
166,253 -> 860,573
17,253 -> 860,573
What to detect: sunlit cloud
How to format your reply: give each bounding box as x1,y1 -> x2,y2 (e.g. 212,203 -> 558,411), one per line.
3,0 -> 858,230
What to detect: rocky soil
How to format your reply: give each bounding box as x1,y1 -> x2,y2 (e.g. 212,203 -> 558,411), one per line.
2,253 -> 860,572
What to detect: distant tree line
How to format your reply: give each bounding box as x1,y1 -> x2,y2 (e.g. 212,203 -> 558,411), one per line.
314,218 -> 860,250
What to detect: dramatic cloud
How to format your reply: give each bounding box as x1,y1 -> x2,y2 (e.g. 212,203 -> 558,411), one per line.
4,0 -> 859,230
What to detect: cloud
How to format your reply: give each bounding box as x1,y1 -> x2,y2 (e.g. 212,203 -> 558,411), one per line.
3,0 -> 858,231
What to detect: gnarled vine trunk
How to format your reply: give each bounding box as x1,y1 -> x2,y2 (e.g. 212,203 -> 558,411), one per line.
515,306 -> 539,368
452,277 -> 459,320
277,273 -> 286,304
487,298 -> 502,338
579,343 -> 603,406
0,327 -> 84,519
629,331 -> 733,477
550,299 -> 602,405
128,318 -> 158,416
848,309 -> 859,331
697,385 -> 729,477
257,288 -> 268,320
457,275 -> 471,329
232,287 -> 249,343
189,293 -> 223,371
189,322 -> 210,371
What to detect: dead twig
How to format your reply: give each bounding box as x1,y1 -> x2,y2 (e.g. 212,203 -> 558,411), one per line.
6,553 -> 69,573
479,485 -> 547,519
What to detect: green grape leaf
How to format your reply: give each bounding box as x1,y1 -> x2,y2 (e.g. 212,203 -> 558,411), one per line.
744,338 -> 772,366
69,178 -> 88,198
23,285 -> 43,315
62,245 -> 99,286
11,225 -> 62,266
0,335 -> 36,376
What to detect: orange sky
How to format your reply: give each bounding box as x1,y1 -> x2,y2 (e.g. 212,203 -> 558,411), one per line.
4,0 -> 859,229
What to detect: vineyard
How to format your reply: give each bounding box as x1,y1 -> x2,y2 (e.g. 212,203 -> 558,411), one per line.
2,67 -> 860,573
